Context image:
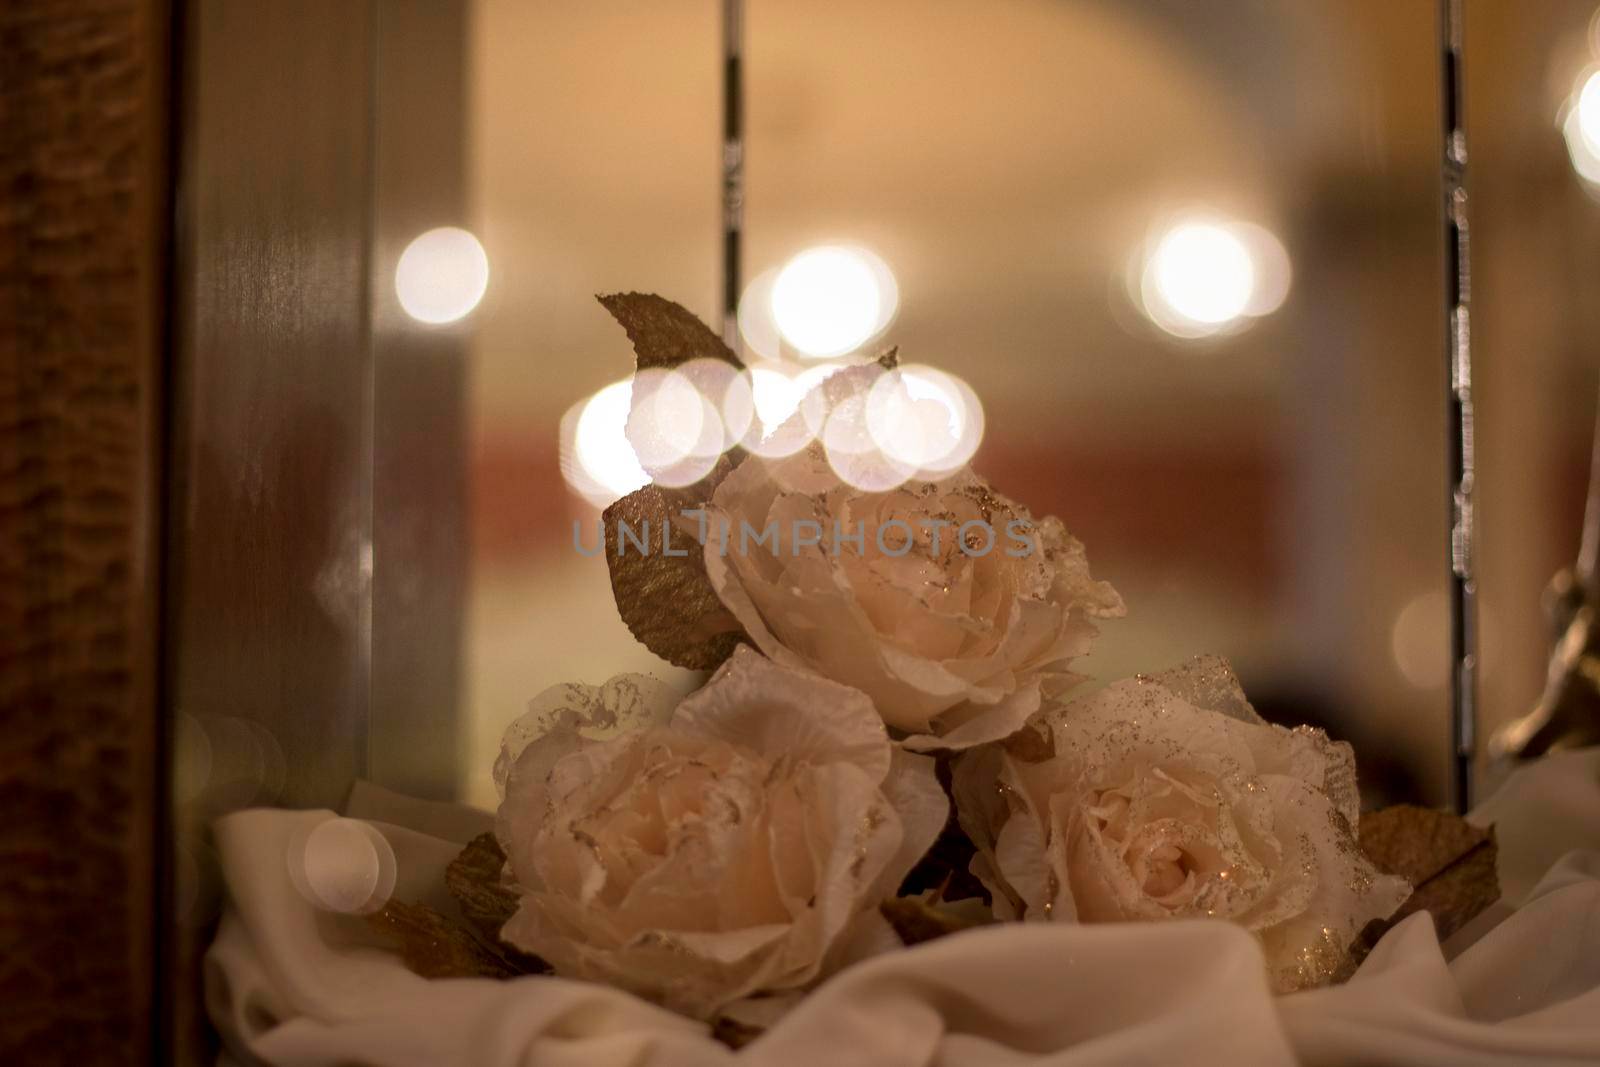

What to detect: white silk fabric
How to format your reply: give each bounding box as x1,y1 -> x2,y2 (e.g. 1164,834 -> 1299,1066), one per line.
207,752 -> 1600,1066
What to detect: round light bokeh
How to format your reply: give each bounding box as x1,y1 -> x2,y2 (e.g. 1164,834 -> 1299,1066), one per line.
182,714 -> 286,810
1390,590 -> 1450,690
767,245 -> 899,359
1579,69 -> 1600,155
625,367 -> 723,489
1235,223 -> 1293,317
286,817 -> 398,916
172,713 -> 212,806
865,364 -> 984,476
746,366 -> 801,436
560,289 -> 983,502
736,366 -> 809,458
809,360 -> 984,491
394,226 -> 489,324
562,380 -> 651,507
1389,588 -> 1500,690
560,366 -> 755,505
1150,223 -> 1255,325
559,357 -> 985,502
678,358 -> 750,451
1135,217 -> 1290,339
1563,70 -> 1600,187
738,361 -> 847,459
737,268 -> 784,360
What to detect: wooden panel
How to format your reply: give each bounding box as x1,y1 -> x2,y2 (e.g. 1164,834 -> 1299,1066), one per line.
169,0 -> 375,813
166,3 -> 376,1059
0,0 -> 170,1064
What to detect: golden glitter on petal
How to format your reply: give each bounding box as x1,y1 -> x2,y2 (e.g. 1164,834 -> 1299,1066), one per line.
1281,925 -> 1346,992
848,807 -> 889,881
963,661 -> 1415,997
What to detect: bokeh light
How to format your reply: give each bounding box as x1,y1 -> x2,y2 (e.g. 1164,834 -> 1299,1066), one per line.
180,714 -> 286,811
677,359 -> 749,451
1135,217 -> 1290,339
625,367 -> 722,487
1237,224 -> 1292,318
737,366 -> 809,458
1579,70 -> 1600,155
746,366 -> 801,435
823,387 -> 918,492
172,713 -> 212,806
561,346 -> 981,503
563,380 -> 650,507
394,227 -> 489,324
287,817 -> 397,915
770,245 -> 897,359
1148,223 -> 1254,326
1390,588 -> 1501,690
737,268 -> 784,360
1563,70 -> 1600,187
747,359 -> 982,492
1390,590 -> 1450,690
739,362 -> 847,459
866,364 -> 985,475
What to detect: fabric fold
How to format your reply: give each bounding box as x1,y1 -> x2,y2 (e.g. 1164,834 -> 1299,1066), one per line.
205,750 -> 1600,1066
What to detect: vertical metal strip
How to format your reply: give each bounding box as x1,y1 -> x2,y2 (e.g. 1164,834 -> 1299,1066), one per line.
1442,0 -> 1477,812
721,0 -> 744,351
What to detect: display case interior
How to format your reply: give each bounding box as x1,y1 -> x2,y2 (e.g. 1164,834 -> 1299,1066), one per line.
57,0 -> 1600,1062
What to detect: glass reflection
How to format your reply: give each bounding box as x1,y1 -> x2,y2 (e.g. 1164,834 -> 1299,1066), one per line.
349,0 -> 1600,814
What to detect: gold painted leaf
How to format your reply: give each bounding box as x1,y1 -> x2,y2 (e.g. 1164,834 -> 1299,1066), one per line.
596,291 -> 741,372
368,833 -> 552,981
603,463 -> 747,670
1340,805 -> 1500,977
594,294 -> 749,669
591,300 -> 906,670
367,899 -> 534,980
445,832 -> 521,942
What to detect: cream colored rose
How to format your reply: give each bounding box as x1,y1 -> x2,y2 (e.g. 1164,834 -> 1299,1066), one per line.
953,656 -> 1411,992
702,447 -> 1123,751
493,647 -> 946,1018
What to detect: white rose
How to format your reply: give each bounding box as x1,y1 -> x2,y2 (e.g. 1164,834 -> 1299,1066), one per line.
703,446 -> 1123,751
493,647 -> 947,1018
953,656 -> 1411,991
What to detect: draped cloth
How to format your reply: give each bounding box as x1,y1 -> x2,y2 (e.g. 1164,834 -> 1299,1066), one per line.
206,750 -> 1600,1066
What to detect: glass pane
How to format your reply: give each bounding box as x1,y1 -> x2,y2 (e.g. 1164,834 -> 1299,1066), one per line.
173,0 -> 1600,1059
396,0 -> 1460,809
1468,0 -> 1600,770
446,0 -> 720,807
737,0 -> 1451,802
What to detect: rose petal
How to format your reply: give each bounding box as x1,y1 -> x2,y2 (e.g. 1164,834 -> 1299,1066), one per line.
496,657 -> 938,1018
953,660 -> 1410,992
673,647 -> 891,783
703,446 -> 1121,747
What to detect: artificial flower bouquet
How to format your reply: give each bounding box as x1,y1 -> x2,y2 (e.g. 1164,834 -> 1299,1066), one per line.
372,295 -> 1498,1044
